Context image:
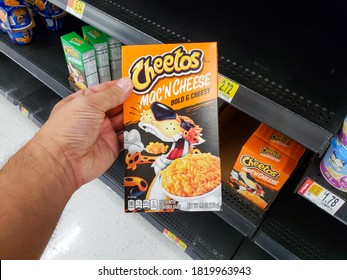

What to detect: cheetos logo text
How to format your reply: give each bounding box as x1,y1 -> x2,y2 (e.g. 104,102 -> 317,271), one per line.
129,46 -> 204,94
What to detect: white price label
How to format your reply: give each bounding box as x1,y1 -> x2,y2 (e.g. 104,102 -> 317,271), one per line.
66,0 -> 85,19
218,91 -> 232,103
299,178 -> 345,215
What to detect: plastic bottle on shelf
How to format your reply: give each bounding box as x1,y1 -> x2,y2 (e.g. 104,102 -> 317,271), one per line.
338,115 -> 347,150
36,2 -> 67,31
320,114 -> 347,192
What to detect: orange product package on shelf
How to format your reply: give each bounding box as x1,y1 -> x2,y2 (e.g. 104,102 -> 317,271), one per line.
228,123 -> 306,210
253,122 -> 306,161
122,42 -> 222,213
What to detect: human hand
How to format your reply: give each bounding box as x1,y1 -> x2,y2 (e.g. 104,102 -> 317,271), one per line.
0,78 -> 132,259
31,77 -> 133,194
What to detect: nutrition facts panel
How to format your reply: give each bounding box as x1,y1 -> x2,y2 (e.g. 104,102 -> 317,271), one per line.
82,50 -> 99,86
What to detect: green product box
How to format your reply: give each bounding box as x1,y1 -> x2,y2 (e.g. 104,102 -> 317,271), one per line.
60,31 -> 99,89
105,34 -> 122,80
82,25 -> 112,83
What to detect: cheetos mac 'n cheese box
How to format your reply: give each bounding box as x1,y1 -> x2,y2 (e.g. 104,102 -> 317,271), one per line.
228,123 -> 305,210
122,42 -> 221,213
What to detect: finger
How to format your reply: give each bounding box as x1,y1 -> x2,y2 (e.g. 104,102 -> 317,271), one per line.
106,105 -> 123,118
51,80 -> 121,116
82,79 -> 120,94
50,89 -> 94,116
110,112 -> 124,133
50,93 -> 80,116
86,77 -> 132,113
117,131 -> 124,151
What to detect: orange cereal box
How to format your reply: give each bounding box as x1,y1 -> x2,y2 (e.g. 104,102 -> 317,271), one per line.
122,42 -> 221,212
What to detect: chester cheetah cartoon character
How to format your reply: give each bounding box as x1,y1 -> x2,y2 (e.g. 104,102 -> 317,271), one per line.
124,102 -> 204,209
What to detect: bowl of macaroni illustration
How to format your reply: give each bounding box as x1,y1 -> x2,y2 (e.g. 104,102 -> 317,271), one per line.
160,153 -> 221,211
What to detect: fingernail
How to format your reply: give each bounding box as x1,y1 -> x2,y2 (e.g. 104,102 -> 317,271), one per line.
116,77 -> 133,91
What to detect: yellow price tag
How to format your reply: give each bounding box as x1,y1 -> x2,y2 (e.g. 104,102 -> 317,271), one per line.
20,106 -> 29,117
176,239 -> 187,251
218,76 -> 239,100
308,183 -> 324,197
163,229 -> 187,251
166,230 -> 175,241
67,0 -> 85,19
301,179 -> 345,215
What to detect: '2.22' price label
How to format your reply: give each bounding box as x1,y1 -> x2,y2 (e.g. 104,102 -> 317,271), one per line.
299,178 -> 345,215
218,76 -> 239,103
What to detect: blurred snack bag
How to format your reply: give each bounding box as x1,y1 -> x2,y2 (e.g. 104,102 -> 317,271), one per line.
15,1 -> 67,31
0,2 -> 36,45
36,1 -> 67,31
20,0 -> 45,10
0,8 -> 8,32
3,0 -> 24,7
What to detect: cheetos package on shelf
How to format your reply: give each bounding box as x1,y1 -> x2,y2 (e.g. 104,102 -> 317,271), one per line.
227,123 -> 306,210
122,42 -> 221,213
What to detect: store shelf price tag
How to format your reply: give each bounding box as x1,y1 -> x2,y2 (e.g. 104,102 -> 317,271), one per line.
299,178 -> 345,215
20,106 -> 29,118
163,229 -> 187,251
218,75 -> 239,102
66,0 -> 85,19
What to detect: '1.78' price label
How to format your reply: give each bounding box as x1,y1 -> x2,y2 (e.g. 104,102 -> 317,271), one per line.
299,178 -> 345,215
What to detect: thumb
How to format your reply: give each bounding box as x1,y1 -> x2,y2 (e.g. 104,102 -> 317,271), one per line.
86,77 -> 133,112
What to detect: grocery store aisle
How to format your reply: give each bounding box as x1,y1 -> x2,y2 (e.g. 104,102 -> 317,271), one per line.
0,95 -> 191,260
